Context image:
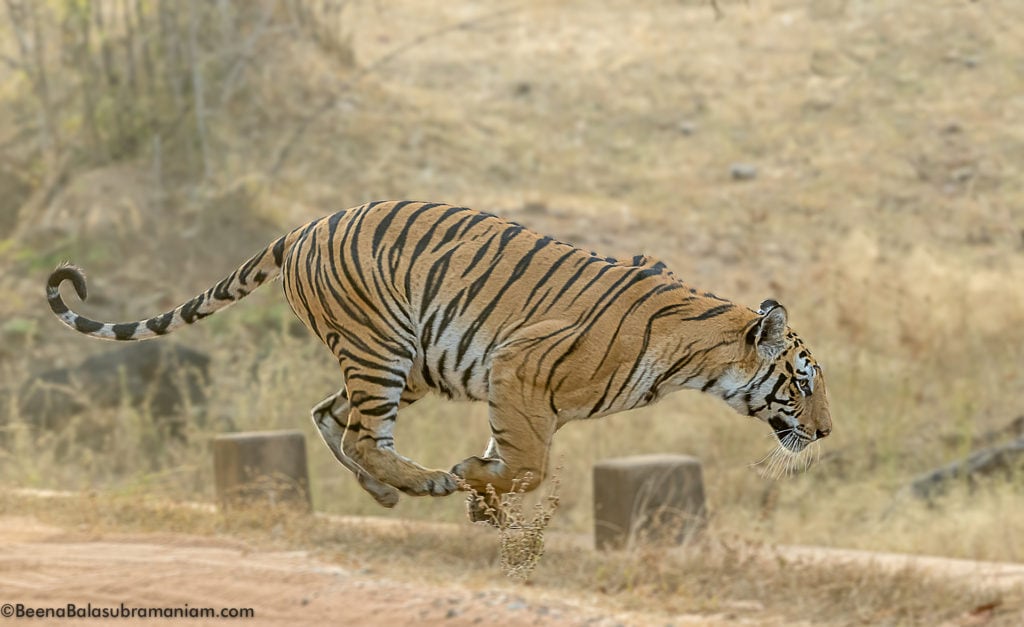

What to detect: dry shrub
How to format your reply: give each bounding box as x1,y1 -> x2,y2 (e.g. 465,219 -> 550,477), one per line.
580,533 -> 1014,624
465,471 -> 561,583
217,471 -> 311,513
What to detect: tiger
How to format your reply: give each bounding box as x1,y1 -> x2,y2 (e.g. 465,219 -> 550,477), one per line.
46,200 -> 832,514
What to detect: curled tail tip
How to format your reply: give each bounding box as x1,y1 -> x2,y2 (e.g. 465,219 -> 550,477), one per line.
47,262 -> 88,301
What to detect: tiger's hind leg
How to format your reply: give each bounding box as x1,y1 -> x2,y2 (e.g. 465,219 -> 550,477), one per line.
341,365 -> 459,498
311,389 -> 399,508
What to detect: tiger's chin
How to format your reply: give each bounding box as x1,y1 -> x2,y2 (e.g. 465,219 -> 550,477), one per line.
768,416 -> 811,453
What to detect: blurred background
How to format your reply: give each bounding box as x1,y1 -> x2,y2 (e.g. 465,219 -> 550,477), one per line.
1,0 -> 1022,561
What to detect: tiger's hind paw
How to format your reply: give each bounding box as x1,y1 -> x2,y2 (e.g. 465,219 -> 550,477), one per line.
358,473 -> 401,508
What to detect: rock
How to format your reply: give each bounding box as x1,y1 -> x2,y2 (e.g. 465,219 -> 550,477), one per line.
909,437 -> 1024,500
512,82 -> 532,97
950,166 -> 975,183
730,163 -> 758,181
593,454 -> 707,550
213,430 -> 312,511
12,341 -> 210,442
803,95 -> 834,112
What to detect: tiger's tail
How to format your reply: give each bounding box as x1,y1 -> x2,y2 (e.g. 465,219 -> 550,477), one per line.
46,233 -> 292,341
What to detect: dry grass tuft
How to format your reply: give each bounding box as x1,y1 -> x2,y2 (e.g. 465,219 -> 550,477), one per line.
464,471 -> 561,583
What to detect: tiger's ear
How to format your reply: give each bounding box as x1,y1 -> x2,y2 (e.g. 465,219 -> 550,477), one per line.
745,300 -> 788,356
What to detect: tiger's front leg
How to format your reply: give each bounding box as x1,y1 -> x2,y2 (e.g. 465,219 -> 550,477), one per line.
451,349 -> 557,497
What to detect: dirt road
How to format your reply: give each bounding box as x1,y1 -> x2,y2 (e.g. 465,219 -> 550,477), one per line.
3,513 -> 1022,626
0,516 -> 728,626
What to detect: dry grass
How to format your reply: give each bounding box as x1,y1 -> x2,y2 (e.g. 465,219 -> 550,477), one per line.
3,489 -> 1018,625
1,0 -> 1023,596
465,472 -> 561,583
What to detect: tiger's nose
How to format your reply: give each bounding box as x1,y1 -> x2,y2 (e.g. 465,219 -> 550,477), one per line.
815,427 -> 831,439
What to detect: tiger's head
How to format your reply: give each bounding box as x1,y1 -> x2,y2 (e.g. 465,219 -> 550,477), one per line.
729,299 -> 832,453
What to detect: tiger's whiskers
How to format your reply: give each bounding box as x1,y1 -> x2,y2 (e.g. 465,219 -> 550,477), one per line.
749,431 -> 821,480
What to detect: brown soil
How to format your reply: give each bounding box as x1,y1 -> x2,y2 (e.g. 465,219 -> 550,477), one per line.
0,516 -> 725,626
3,513 -> 1022,626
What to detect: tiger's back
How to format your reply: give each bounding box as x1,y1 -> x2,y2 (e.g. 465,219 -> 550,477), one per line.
283,201 -> 688,412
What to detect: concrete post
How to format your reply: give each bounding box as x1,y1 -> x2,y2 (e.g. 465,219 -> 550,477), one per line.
213,430 -> 311,511
593,454 -> 706,550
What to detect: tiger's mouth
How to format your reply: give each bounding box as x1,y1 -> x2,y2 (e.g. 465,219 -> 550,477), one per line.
768,416 -> 809,452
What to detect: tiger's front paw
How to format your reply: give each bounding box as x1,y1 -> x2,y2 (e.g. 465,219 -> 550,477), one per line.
451,456 -> 509,492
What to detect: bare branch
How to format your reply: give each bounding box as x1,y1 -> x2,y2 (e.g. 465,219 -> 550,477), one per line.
0,51 -> 22,70
187,0 -> 210,180
218,1 -> 276,107
709,0 -> 724,21
267,5 -> 522,177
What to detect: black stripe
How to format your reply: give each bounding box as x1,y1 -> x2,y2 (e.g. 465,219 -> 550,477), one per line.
408,205 -> 467,264
542,256 -> 604,313
763,374 -> 789,407
421,250 -> 456,317
74,317 -> 103,333
588,367 -> 622,417
371,200 -> 416,254
146,312 -> 173,334
48,294 -> 68,314
681,303 -> 734,321
433,352 -> 455,398
544,268 -> 655,387
431,213 -> 481,253
589,284 -> 684,403
272,235 -> 287,267
604,308 -> 693,408
390,203 -> 447,277
566,262 -> 620,308
461,363 -> 477,399
460,231 -> 499,279
237,248 -> 266,283
348,373 -> 406,388
455,235 -> 552,365
179,295 -> 206,323
212,271 -> 238,301
339,351 -> 408,379
112,322 -> 139,340
520,248 -> 577,315
358,403 -> 397,417
288,229 -> 323,341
